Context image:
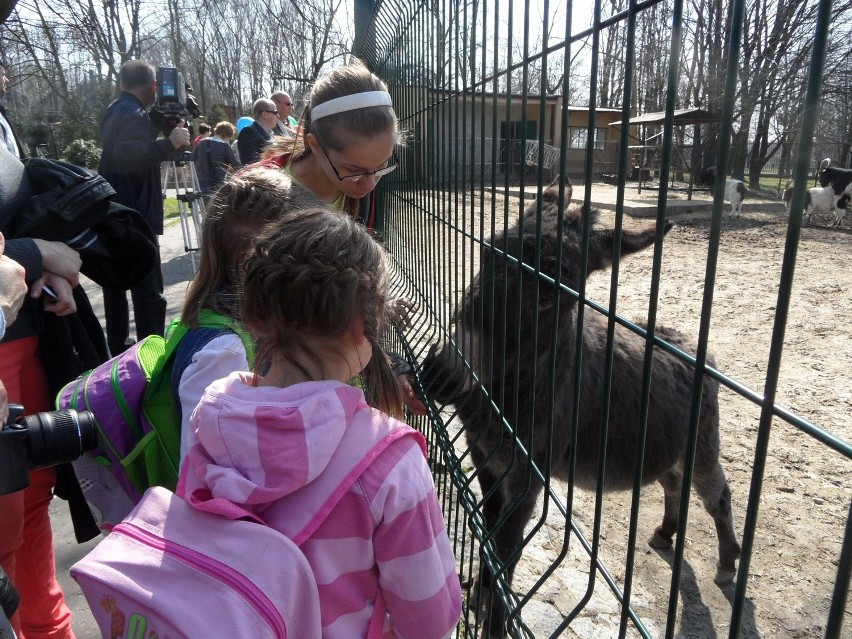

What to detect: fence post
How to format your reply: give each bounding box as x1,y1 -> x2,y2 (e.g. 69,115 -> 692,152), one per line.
353,0 -> 375,59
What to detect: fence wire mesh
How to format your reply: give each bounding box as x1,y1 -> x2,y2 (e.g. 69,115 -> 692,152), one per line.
357,0 -> 851,636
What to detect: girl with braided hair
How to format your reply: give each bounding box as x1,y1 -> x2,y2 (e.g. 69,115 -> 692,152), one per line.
172,166 -> 322,463
177,207 -> 461,638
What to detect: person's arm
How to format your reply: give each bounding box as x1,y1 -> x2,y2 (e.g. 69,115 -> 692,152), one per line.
239,127 -> 264,165
372,440 -> 462,639
224,142 -> 242,169
33,271 -> 77,317
177,333 -> 250,463
103,102 -> 189,173
31,239 -> 81,286
0,233 -> 27,335
3,238 -> 80,316
237,128 -> 256,165
3,238 -> 42,281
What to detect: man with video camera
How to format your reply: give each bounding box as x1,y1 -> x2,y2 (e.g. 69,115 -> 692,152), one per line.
98,59 -> 190,356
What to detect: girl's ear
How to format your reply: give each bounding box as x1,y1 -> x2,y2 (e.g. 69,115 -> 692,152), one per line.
305,132 -> 320,156
350,315 -> 369,347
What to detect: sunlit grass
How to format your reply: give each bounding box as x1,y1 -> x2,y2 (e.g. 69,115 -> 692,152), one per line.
164,197 -> 181,220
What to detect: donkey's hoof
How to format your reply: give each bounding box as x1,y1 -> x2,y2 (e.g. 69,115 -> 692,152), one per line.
714,563 -> 737,585
469,577 -> 492,615
648,530 -> 673,549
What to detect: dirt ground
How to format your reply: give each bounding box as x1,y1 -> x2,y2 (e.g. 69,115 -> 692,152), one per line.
579,200 -> 850,638
417,184 -> 851,638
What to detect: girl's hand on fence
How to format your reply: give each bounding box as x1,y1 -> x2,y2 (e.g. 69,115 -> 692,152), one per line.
398,373 -> 427,416
387,297 -> 418,329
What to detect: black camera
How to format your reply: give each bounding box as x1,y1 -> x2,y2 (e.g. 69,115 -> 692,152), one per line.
0,404 -> 98,496
153,66 -> 201,123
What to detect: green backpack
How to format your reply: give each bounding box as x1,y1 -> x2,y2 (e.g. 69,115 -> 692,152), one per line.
57,309 -> 255,525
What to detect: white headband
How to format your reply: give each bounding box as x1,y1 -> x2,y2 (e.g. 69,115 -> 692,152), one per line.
310,91 -> 393,121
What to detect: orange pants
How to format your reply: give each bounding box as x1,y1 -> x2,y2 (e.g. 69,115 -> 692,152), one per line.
0,336 -> 75,639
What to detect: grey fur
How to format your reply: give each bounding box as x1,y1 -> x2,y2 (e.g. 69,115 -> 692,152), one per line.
422,179 -> 740,635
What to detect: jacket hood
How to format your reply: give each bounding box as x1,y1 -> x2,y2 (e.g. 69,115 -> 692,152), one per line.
180,372 -> 368,521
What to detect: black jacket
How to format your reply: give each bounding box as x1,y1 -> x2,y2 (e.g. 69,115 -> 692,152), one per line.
0,148 -> 152,544
237,120 -> 272,165
98,92 -> 179,235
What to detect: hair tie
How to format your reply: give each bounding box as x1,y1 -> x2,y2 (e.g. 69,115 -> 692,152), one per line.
310,91 -> 393,121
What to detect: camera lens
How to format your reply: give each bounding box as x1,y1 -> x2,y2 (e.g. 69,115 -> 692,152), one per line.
21,410 -> 98,468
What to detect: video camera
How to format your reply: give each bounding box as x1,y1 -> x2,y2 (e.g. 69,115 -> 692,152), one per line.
0,404 -> 98,496
152,66 -> 201,128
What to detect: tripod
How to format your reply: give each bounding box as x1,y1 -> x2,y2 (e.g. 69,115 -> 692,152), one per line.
161,149 -> 205,271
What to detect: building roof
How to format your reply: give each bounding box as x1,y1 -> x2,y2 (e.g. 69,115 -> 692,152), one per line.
608,108 -> 723,126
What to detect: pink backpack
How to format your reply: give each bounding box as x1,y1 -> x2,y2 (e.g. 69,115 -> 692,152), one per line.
70,428 -> 417,638
71,487 -> 322,638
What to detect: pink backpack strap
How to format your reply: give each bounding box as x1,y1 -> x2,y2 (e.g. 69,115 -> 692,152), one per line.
295,427 -> 417,638
366,590 -> 387,638
293,427 -> 422,545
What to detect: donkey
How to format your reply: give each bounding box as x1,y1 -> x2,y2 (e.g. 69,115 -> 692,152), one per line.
421,179 -> 740,635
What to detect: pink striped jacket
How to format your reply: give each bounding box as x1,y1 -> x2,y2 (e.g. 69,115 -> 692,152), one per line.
178,373 -> 461,638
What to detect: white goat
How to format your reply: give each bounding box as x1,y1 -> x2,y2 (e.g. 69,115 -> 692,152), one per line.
699,167 -> 747,218
782,181 -> 850,227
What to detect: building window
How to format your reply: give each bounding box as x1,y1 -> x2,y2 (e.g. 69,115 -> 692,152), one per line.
568,127 -> 606,149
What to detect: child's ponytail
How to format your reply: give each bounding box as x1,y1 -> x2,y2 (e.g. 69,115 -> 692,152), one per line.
361,339 -> 404,419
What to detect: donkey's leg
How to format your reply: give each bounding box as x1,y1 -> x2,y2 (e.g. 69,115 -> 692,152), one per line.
649,469 -> 683,549
467,442 -> 505,619
477,463 -> 545,639
693,461 -> 740,584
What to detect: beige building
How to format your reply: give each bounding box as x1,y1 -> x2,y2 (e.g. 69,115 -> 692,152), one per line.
398,87 -> 625,181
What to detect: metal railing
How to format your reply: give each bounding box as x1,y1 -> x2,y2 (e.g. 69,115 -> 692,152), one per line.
357,0 -> 851,636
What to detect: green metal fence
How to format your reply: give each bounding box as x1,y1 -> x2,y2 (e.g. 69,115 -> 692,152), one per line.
356,0 -> 851,636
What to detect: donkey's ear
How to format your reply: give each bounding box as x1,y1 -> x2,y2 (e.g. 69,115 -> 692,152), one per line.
541,176 -> 572,204
587,219 -> 670,274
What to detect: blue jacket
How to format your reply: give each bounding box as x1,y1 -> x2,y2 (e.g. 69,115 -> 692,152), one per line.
98,91 -> 178,235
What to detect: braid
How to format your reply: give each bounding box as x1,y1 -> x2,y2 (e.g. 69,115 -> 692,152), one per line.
181,167 -> 321,327
242,207 -> 402,414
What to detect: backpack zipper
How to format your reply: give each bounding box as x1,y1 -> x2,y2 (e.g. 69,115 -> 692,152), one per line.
111,522 -> 287,636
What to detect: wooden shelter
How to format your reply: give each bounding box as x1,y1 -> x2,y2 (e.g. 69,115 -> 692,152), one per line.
610,108 -> 723,198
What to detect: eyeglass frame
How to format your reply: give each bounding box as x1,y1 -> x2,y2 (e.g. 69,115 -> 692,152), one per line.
262,109 -> 279,115
315,137 -> 398,183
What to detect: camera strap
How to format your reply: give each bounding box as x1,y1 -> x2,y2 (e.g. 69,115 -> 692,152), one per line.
200,138 -> 214,178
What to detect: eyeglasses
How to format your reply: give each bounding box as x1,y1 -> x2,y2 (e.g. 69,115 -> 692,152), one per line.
263,110 -> 279,115
277,101 -> 293,107
316,139 -> 398,183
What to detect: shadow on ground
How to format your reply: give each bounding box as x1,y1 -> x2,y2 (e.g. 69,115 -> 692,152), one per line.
162,252 -> 196,286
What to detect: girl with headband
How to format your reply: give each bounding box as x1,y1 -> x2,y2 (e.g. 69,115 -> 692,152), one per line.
261,59 -> 425,414
261,58 -> 399,228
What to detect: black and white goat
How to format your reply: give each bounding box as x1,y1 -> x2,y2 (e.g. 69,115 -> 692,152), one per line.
816,158 -> 852,226
782,181 -> 850,227
818,158 -> 852,195
698,166 -> 747,218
